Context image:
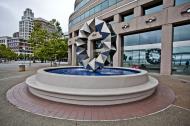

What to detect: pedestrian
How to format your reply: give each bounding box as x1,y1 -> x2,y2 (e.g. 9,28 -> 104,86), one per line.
184,60 -> 189,71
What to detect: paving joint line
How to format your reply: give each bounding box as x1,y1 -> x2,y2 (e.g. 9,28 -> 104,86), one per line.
172,104 -> 190,111
0,74 -> 31,81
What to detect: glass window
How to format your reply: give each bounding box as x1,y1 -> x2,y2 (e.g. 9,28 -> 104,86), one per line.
75,0 -> 91,11
70,0 -> 125,28
175,0 -> 190,6
124,30 -> 161,46
172,46 -> 190,75
144,4 -> 163,15
89,8 -> 95,16
76,16 -> 80,23
140,30 -> 161,45
124,34 -> 139,46
69,0 -> 126,27
109,0 -> 117,6
172,24 -> 190,75
173,24 -> 190,42
95,4 -> 101,13
80,14 -> 85,20
84,11 -> 90,18
123,13 -> 134,22
123,30 -> 161,73
101,0 -> 109,10
73,19 -> 76,25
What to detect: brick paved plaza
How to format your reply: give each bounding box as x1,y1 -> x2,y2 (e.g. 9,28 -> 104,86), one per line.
0,62 -> 189,126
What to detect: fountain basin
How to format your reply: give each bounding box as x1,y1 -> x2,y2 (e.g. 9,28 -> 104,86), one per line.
26,66 -> 158,105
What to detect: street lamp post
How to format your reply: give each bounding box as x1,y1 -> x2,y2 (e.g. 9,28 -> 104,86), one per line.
23,44 -> 26,65
29,43 -> 31,66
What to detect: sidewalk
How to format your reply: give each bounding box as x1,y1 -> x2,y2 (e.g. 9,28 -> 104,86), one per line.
0,63 -> 189,126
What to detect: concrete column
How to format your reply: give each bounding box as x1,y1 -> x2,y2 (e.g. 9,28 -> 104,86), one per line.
68,45 -> 72,65
114,14 -> 122,23
87,40 -> 94,59
134,6 -> 143,17
160,24 -> 173,75
163,0 -> 175,9
72,44 -> 77,66
113,14 -> 122,67
113,35 -> 122,67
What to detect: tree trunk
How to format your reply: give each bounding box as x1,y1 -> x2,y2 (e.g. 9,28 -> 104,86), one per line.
50,60 -> 52,67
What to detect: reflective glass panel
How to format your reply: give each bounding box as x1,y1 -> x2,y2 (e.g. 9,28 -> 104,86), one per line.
145,4 -> 163,15
84,11 -> 89,18
80,14 -> 85,20
101,0 -> 109,10
173,24 -> 190,42
89,8 -> 95,16
95,4 -> 101,13
123,14 -> 134,22
109,0 -> 117,6
123,30 -> 161,73
140,30 -> 161,45
175,0 -> 190,6
172,24 -> 190,75
124,34 -> 139,46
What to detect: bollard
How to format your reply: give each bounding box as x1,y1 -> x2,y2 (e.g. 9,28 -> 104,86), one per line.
18,64 -> 25,72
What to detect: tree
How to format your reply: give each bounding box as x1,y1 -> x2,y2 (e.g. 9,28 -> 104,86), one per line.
0,45 -> 17,61
18,54 -> 24,60
28,22 -> 49,62
29,19 -> 68,66
50,19 -> 63,37
49,19 -> 67,65
0,45 -> 6,58
42,36 -> 67,66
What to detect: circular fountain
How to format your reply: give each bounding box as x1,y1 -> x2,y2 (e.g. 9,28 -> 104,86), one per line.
26,18 -> 158,105
6,18 -> 174,120
26,66 -> 158,105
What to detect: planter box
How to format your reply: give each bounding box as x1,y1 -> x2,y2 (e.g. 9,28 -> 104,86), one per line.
18,64 -> 25,72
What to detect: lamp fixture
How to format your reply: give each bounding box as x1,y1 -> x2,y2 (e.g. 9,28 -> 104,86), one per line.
122,24 -> 129,30
145,17 -> 156,24
181,8 -> 190,14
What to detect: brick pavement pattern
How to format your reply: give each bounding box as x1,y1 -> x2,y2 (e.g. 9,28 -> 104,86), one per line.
7,82 -> 175,121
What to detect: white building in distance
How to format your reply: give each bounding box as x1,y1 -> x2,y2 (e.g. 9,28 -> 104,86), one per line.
0,36 -> 32,55
33,18 -> 56,33
19,8 -> 34,40
0,36 -> 11,47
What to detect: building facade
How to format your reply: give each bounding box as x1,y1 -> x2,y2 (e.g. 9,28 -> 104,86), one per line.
19,8 -> 34,40
63,32 -> 69,39
33,18 -> 56,33
13,32 -> 19,38
68,0 -> 190,75
0,36 -> 32,55
7,38 -> 32,55
0,36 -> 11,47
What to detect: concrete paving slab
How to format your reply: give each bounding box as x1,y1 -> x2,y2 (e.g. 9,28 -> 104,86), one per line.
0,62 -> 189,126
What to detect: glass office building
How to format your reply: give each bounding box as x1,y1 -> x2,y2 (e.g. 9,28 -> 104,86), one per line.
68,0 -> 190,75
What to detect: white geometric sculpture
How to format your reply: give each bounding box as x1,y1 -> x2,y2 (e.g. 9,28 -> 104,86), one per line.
76,18 -> 116,71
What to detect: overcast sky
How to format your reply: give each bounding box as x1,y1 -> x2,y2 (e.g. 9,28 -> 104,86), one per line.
0,0 -> 75,36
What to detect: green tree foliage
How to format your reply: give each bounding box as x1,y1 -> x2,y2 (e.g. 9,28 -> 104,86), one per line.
29,22 -> 49,50
0,45 -> 17,61
18,54 -> 24,60
29,19 -> 68,65
50,19 -> 63,37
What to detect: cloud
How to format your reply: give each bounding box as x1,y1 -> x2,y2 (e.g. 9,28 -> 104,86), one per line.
0,0 -> 75,36
0,3 -> 18,36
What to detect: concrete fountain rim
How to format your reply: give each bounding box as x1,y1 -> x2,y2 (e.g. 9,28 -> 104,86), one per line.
37,66 -> 148,78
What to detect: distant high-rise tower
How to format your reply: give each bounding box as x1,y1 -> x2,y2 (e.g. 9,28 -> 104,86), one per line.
19,8 -> 34,40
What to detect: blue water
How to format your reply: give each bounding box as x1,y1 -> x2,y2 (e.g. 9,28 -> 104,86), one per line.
45,67 -> 140,76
